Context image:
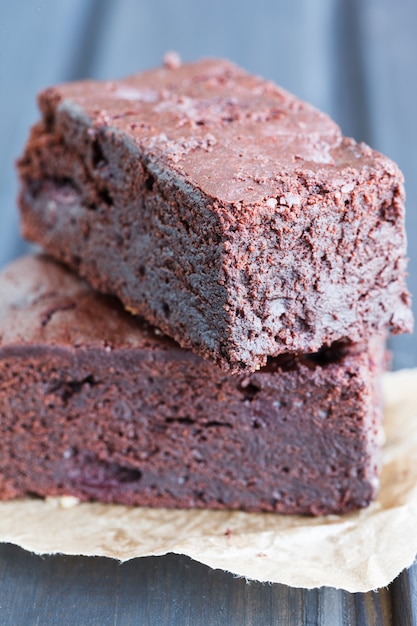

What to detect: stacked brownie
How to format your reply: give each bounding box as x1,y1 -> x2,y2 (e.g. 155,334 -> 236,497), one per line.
0,58 -> 412,514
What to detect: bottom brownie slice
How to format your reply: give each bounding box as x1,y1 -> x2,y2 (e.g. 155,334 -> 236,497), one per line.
0,255 -> 384,515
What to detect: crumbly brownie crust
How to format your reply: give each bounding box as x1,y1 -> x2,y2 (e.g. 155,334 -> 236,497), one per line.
17,58 -> 412,371
0,256 -> 383,515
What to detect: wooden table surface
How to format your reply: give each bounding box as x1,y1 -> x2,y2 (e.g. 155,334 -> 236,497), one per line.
0,1 -> 416,623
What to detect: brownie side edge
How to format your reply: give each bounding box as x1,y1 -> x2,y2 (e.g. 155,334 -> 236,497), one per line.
0,342 -> 382,515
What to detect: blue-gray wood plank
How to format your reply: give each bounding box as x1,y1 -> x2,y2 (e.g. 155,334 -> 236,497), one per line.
0,545 -> 396,626
0,0 -> 416,623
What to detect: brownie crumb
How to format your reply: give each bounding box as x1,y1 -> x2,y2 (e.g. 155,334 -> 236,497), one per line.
163,51 -> 181,70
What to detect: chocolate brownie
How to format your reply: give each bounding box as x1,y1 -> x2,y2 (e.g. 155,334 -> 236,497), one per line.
17,58 -> 412,371
0,255 -> 384,515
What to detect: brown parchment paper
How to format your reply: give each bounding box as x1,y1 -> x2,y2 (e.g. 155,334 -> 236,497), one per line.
1,369 -> 417,592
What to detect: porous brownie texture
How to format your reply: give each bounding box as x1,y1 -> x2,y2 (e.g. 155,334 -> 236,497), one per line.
0,255 -> 384,515
17,58 -> 412,371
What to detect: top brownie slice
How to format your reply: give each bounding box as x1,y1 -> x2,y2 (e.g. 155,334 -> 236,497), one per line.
17,58 -> 412,371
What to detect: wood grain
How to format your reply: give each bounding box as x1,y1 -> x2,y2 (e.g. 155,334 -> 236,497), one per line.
0,545 -> 412,625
